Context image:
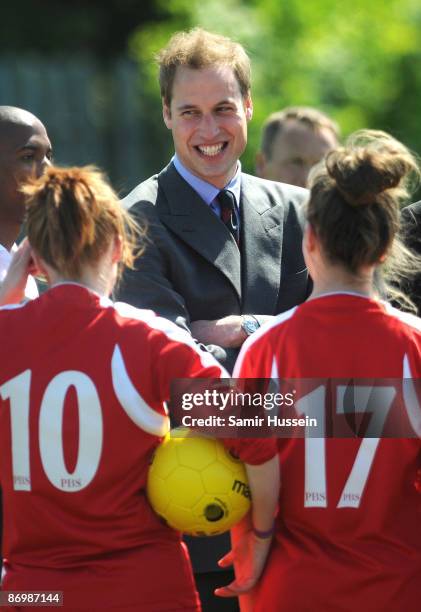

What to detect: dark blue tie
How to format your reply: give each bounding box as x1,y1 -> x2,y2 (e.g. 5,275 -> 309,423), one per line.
218,190 -> 239,244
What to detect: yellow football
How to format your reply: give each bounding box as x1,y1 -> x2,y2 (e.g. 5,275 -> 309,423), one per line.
147,428 -> 251,536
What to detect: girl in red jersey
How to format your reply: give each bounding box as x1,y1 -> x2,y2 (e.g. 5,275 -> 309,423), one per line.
217,131 -> 421,612
0,166 -> 279,611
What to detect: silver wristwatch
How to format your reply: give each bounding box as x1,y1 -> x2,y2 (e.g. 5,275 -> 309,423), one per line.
241,314 -> 260,336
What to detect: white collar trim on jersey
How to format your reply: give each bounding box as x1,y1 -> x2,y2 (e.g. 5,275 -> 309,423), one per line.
309,290 -> 375,301
49,281 -> 110,302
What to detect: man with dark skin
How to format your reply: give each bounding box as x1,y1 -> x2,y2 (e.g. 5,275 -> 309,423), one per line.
0,107 -> 52,253
0,105 -> 52,577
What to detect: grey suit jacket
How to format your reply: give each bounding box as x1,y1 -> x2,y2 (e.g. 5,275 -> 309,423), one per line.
117,162 -> 310,370
116,162 -> 310,574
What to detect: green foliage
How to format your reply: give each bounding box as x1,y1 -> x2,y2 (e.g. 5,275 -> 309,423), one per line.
130,0 -> 421,185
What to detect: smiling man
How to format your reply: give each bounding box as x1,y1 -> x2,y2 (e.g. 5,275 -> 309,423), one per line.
162,62 -> 251,190
118,29 -> 309,368
117,28 -> 310,611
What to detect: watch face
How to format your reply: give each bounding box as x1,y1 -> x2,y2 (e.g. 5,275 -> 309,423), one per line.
243,316 -> 259,335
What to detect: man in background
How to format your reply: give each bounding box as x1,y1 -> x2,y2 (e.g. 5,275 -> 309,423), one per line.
255,105 -> 339,187
0,105 -> 52,576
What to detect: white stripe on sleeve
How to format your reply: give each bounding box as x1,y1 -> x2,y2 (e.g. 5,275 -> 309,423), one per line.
111,344 -> 170,437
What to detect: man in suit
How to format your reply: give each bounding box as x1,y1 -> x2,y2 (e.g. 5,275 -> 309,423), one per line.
119,28 -> 309,371
255,106 -> 339,188
117,28 -> 309,611
401,202 -> 421,315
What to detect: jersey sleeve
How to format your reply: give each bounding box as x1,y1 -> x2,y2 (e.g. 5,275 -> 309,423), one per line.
110,302 -> 227,437
225,336 -> 278,465
223,437 -> 278,465
145,314 -> 228,404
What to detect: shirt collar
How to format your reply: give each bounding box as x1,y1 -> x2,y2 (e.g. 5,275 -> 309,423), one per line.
0,243 -> 13,280
0,243 -> 38,299
0,242 -> 11,255
172,154 -> 242,207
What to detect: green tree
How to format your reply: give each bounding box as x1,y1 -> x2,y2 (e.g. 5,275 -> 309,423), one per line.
131,0 -> 421,183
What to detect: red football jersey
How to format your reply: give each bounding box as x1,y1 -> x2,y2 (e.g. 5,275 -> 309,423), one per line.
0,284 -> 227,610
234,293 -> 421,612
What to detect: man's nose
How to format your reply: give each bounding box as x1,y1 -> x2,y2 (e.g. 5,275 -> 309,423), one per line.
198,113 -> 219,139
35,155 -> 51,178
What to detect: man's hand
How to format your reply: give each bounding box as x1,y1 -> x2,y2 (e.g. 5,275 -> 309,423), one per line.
0,239 -> 37,306
191,315 -> 275,349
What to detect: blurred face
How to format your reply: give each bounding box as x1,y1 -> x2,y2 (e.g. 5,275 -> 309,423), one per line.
0,120 -> 52,229
163,65 -> 252,189
257,120 -> 338,187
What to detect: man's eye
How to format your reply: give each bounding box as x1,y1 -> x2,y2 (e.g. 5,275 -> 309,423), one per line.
182,110 -> 198,117
47,151 -> 53,161
21,154 -> 35,162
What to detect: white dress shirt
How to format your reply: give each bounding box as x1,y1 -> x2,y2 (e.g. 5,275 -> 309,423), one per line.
0,243 -> 38,299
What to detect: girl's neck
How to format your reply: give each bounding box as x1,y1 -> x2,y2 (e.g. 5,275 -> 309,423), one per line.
49,269 -> 111,298
309,266 -> 376,301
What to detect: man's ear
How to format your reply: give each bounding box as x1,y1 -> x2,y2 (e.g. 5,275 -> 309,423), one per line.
245,95 -> 253,121
162,100 -> 172,129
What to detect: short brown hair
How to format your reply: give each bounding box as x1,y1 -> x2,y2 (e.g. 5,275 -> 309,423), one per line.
157,28 -> 251,106
23,166 -> 140,279
307,129 -> 420,279
260,106 -> 340,159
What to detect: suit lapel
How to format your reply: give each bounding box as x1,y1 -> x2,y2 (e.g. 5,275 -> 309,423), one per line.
240,174 -> 284,314
158,164 -> 242,301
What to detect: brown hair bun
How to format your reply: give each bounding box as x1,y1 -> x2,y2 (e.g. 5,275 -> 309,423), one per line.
325,130 -> 418,207
307,129 -> 419,275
